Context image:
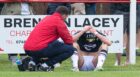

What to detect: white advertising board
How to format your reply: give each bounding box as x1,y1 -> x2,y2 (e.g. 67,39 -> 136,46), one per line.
0,15 -> 123,53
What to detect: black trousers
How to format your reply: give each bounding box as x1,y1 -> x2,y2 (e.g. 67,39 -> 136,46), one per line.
25,40 -> 75,66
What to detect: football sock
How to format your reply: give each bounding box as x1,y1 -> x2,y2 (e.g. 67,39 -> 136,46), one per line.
96,50 -> 108,68
71,51 -> 79,68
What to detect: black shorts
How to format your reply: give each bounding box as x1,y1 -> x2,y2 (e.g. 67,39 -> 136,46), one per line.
112,11 -> 130,34
137,11 -> 140,33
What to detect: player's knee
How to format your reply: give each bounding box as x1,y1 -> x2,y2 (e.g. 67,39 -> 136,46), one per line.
101,44 -> 108,49
73,42 -> 80,49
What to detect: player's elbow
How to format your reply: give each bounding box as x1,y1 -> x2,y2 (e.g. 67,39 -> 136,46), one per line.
107,41 -> 112,46
73,37 -> 78,42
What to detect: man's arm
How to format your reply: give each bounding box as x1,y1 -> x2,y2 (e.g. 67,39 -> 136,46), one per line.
73,26 -> 92,42
90,28 -> 112,46
73,30 -> 84,42
57,20 -> 73,45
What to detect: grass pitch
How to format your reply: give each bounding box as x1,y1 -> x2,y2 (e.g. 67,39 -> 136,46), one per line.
0,53 -> 140,77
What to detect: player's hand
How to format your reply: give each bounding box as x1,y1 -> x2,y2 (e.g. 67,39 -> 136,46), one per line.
90,27 -> 97,33
83,26 -> 92,32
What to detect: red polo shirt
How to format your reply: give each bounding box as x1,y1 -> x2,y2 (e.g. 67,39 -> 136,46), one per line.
24,12 -> 73,51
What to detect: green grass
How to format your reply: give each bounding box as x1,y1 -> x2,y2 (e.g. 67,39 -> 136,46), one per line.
0,53 -> 140,77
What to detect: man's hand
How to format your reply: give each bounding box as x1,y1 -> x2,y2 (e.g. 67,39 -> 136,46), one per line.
90,27 -> 97,33
83,26 -> 92,32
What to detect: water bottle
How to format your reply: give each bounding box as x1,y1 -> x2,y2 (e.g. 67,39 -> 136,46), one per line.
16,58 -> 25,71
16,58 -> 22,65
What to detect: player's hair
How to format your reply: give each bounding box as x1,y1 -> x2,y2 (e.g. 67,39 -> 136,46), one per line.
55,6 -> 70,15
